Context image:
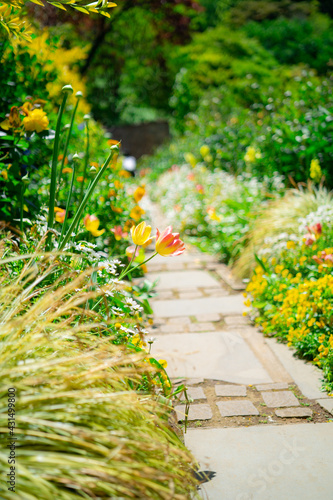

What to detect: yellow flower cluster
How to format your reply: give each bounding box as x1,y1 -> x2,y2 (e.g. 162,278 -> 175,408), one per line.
309,159 -> 322,183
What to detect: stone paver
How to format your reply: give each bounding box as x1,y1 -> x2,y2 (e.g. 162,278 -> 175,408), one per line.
275,407 -> 312,418
316,398 -> 333,416
203,288 -> 229,297
152,332 -> 273,384
153,295 -> 244,318
216,400 -> 259,417
168,316 -> 191,325
195,313 -> 220,322
147,270 -> 220,291
185,423 -> 333,500
215,264 -> 246,290
185,377 -> 204,385
189,322 -> 215,332
266,336 -> 331,399
181,386 -> 207,401
255,383 -> 289,391
178,291 -> 203,300
215,384 -> 247,397
159,324 -> 187,334
261,391 -> 299,408
175,404 -> 212,421
224,315 -> 249,326
154,291 -> 174,300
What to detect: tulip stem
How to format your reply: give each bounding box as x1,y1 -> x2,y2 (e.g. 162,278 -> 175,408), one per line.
79,119 -> 90,206
119,252 -> 158,281
118,245 -> 138,280
46,92 -> 69,251
56,97 -> 80,197
58,148 -> 116,251
19,182 -> 24,234
59,160 -> 76,243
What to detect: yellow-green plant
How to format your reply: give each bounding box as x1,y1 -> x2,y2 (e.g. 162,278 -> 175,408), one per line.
0,257 -> 199,499
234,186 -> 333,278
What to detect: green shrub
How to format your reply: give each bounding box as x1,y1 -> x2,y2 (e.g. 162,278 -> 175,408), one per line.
244,14 -> 333,74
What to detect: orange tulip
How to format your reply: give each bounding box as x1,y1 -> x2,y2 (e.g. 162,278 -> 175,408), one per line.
54,207 -> 66,223
155,226 -> 185,257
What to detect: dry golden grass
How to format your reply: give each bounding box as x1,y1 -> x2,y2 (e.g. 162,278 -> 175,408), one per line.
0,259 -> 198,499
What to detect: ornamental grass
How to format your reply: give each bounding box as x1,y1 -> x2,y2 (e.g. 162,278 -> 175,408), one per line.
0,260 -> 198,499
233,186 -> 333,278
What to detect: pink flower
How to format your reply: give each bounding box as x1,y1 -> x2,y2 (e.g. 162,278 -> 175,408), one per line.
196,184 -> 204,194
155,226 -> 185,257
308,223 -> 322,235
304,234 -> 316,246
126,245 -> 140,260
111,225 -> 128,241
187,173 -> 195,181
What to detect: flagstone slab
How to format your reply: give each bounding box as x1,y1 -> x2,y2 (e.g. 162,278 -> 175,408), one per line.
216,400 -> 259,417
255,383 -> 289,391
181,387 -> 207,401
178,291 -> 204,300
189,322 -> 215,332
215,384 -> 247,397
153,295 -> 245,318
195,313 -> 221,322
147,270 -> 221,291
185,423 -> 333,500
261,391 -> 299,408
175,404 -> 212,421
168,316 -> 191,325
266,337 -> 330,399
316,399 -> 333,415
275,408 -> 312,418
152,332 -> 273,384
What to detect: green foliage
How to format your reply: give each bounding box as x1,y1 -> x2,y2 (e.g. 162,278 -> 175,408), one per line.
244,14 -> 333,74
169,25 -> 279,130
0,260 -> 198,498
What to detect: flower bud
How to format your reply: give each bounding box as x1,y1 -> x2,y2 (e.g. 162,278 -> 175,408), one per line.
83,114 -> 90,122
110,144 -> 120,153
75,91 -> 83,98
72,153 -> 80,161
89,166 -> 97,176
62,84 -> 74,94
22,174 -> 30,185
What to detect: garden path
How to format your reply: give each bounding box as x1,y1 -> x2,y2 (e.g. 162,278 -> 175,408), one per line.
142,199 -> 333,500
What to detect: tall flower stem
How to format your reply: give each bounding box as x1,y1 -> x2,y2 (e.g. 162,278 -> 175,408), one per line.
119,252 -> 158,281
59,146 -> 117,250
19,183 -> 24,234
46,85 -> 73,250
56,92 -> 81,197
79,117 -> 90,206
59,158 -> 77,243
118,245 -> 138,280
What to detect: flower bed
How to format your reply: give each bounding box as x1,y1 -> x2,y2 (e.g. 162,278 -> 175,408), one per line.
245,205 -> 333,393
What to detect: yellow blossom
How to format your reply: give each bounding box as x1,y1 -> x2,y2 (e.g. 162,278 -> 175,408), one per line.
244,146 -> 262,163
310,159 -> 322,183
23,108 -> 49,133
133,185 -> 146,203
130,205 -> 145,221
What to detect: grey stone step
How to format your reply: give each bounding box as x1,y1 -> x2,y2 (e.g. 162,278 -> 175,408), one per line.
151,331 -> 272,385
185,423 -> 333,500
153,295 -> 245,318
147,270 -> 221,290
